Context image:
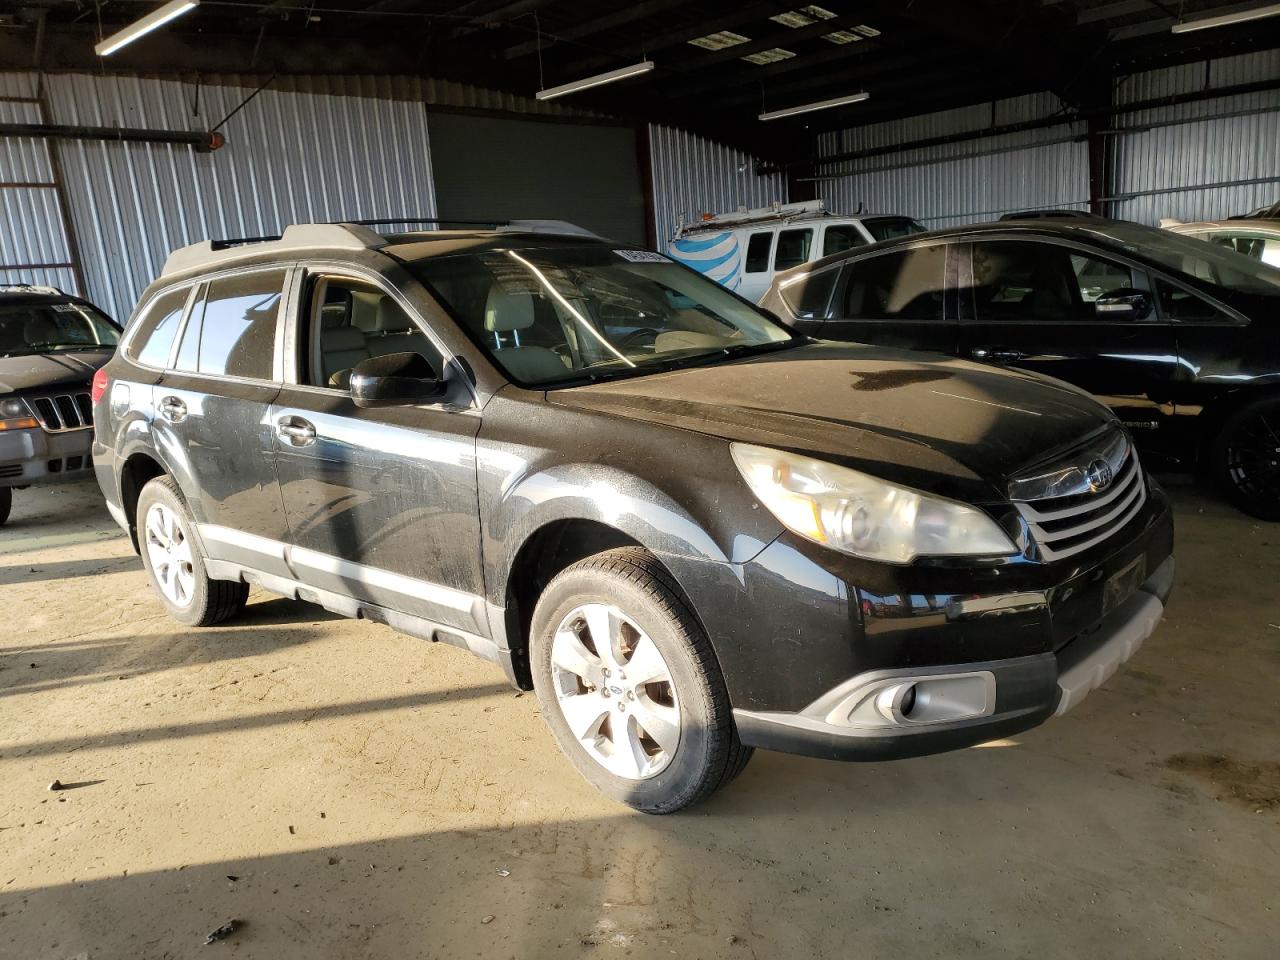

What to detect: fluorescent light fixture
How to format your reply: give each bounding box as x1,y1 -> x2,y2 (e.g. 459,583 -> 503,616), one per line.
536,60 -> 654,100
94,0 -> 199,56
759,90 -> 869,121
742,47 -> 797,65
689,31 -> 750,50
1171,2 -> 1280,32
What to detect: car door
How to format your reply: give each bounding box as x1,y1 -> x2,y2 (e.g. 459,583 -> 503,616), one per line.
958,238 -> 1177,430
152,267 -> 292,578
269,266 -> 488,636
819,242 -> 958,354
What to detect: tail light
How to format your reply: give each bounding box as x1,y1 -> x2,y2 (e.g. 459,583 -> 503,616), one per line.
91,367 -> 110,405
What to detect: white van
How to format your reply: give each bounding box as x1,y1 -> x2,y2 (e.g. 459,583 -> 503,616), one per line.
666,200 -> 926,302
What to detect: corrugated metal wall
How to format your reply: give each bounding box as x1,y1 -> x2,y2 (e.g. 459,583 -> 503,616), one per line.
16,73 -> 437,323
815,93 -> 1089,225
648,124 -> 788,246
0,74 -> 80,294
1109,48 -> 1280,224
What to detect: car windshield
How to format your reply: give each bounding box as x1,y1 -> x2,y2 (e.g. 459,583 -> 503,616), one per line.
1093,222 -> 1280,296
409,245 -> 797,387
0,301 -> 120,357
863,217 -> 927,242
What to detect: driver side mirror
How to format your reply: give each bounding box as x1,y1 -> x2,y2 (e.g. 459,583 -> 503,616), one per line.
1094,289 -> 1152,321
349,352 -> 447,408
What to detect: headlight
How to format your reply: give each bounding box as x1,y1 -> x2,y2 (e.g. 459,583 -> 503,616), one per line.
731,443 -> 1017,564
0,396 -> 39,432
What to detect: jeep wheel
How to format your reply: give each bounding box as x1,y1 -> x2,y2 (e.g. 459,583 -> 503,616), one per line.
1213,396 -> 1280,521
137,476 -> 248,626
530,547 -> 751,813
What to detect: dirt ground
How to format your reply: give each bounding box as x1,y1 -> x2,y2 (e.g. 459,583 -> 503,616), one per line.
2,477 -> 1278,960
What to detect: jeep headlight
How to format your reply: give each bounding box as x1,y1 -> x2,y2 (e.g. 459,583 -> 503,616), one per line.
0,396 -> 39,432
731,443 -> 1017,564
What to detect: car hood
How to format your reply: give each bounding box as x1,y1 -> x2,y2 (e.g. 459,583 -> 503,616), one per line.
0,350 -> 113,394
551,342 -> 1117,504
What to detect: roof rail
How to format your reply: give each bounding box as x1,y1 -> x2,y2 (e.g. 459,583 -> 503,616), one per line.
161,223 -> 387,277
160,217 -> 601,278
0,283 -> 65,296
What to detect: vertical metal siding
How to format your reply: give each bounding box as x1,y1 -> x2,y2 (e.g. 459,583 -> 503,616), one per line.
30,73 -> 438,322
648,124 -> 787,246
814,93 -> 1089,224
0,73 -> 79,295
1110,49 -> 1280,224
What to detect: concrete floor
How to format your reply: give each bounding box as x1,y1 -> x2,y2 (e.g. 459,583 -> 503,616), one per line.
1,478 -> 1277,960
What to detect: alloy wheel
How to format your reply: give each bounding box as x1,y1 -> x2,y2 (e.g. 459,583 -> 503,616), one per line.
1224,409 -> 1280,506
143,502 -> 196,608
549,602 -> 681,780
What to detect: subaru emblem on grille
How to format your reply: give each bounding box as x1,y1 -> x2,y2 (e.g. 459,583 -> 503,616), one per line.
1085,458 -> 1114,492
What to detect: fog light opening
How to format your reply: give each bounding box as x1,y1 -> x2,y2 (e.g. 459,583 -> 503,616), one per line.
899,683 -> 918,718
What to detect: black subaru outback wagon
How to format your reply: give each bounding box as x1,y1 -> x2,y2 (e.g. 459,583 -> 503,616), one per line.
94,223 -> 1174,812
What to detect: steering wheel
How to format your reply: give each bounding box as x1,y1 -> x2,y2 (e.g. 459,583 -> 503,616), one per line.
619,328 -> 660,352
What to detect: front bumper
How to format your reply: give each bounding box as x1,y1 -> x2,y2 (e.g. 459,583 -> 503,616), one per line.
0,426 -> 95,487
734,555 -> 1174,761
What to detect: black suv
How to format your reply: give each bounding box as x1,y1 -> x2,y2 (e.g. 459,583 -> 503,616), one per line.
0,284 -> 121,525
761,219 -> 1280,519
93,223 -> 1173,812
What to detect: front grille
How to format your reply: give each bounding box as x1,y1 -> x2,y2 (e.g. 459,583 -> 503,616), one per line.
0,464 -> 22,478
31,391 -> 93,432
1014,439 -> 1147,562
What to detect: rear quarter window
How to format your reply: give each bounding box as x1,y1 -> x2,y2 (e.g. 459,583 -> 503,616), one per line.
130,287 -> 190,368
778,266 -> 840,319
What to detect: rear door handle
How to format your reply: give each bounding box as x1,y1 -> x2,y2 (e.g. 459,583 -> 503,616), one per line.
971,347 -> 1024,363
276,415 -> 317,447
157,395 -> 187,423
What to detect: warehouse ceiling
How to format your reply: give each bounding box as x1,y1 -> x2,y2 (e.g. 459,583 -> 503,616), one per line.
4,0 -> 1279,160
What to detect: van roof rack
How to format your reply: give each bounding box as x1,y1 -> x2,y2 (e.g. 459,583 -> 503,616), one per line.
675,199 -> 831,238
162,218 -> 600,277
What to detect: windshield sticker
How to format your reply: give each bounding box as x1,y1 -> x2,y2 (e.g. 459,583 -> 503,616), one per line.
51,303 -> 82,313
614,249 -> 670,264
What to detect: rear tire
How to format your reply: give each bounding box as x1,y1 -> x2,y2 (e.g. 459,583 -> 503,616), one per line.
530,547 -> 751,814
1212,396 -> 1280,521
0,487 -> 10,526
136,475 -> 249,626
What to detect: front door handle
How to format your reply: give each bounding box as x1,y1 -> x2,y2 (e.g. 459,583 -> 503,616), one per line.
157,395 -> 187,423
971,346 -> 1024,363
276,415 -> 317,447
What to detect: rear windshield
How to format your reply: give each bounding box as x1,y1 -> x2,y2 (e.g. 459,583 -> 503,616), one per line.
863,217 -> 927,242
409,246 -> 796,387
0,301 -> 120,358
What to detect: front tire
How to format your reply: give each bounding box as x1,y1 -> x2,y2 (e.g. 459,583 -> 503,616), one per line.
530,548 -> 751,813
0,487 -> 10,526
1213,396 -> 1280,521
136,476 -> 248,626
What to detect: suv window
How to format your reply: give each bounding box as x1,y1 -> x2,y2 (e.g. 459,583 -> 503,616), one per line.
1154,279 -> 1235,323
745,232 -> 773,273
774,229 -> 813,271
822,225 -> 866,257
843,246 -> 946,321
971,241 -> 1134,322
174,272 -> 285,378
132,288 -> 189,367
304,275 -> 443,389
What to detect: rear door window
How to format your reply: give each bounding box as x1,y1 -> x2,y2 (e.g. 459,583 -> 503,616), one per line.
822,225 -> 867,257
774,229 -> 813,271
131,287 -> 189,368
178,271 -> 286,379
843,246 -> 947,321
745,231 -> 774,273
